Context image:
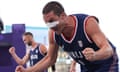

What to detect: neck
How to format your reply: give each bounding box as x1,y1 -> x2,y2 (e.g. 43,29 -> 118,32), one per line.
62,16 -> 76,39
31,41 -> 37,48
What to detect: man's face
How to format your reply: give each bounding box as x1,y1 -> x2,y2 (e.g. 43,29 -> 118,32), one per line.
22,35 -> 32,46
43,11 -> 65,34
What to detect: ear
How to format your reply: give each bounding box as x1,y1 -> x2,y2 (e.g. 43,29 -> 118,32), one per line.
60,12 -> 66,18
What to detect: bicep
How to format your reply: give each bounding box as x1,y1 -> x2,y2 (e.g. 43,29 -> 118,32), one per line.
86,17 -> 110,48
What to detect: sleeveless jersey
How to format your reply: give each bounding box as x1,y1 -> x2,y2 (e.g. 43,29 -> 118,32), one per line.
29,44 -> 47,72
54,14 -> 118,72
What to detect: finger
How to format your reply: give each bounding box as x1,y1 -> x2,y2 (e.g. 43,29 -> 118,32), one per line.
82,48 -> 90,54
82,49 -> 86,54
83,48 -> 94,54
15,66 -> 22,71
15,71 -> 20,72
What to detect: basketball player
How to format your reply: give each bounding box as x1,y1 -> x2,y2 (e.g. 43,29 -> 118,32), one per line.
9,32 -> 48,72
15,1 -> 119,72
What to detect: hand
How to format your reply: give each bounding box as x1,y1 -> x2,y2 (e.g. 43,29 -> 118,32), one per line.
69,61 -> 76,72
15,65 -> 26,72
69,66 -> 76,72
82,48 -> 96,61
9,47 -> 15,54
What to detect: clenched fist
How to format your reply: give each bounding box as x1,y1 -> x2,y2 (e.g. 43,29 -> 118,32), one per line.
82,48 -> 96,61
9,47 -> 15,54
15,65 -> 26,72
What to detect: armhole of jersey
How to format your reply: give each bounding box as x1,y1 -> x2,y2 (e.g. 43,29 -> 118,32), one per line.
39,44 -> 45,56
83,16 -> 93,43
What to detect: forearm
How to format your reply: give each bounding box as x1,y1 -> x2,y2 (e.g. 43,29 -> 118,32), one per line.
71,60 -> 76,67
26,55 -> 56,72
11,53 -> 25,65
95,46 -> 113,60
69,60 -> 76,72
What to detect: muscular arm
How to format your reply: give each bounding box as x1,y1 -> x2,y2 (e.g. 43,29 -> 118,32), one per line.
26,30 -> 59,72
40,43 -> 56,71
85,16 -> 113,60
9,47 -> 29,65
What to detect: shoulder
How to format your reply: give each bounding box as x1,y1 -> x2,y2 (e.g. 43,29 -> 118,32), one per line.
71,14 -> 98,22
85,16 -> 99,27
39,43 -> 46,49
85,16 -> 101,38
86,15 -> 99,23
48,29 -> 54,36
39,43 -> 47,55
48,29 -> 56,43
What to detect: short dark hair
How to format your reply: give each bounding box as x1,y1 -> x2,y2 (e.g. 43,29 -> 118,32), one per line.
42,1 -> 64,16
23,32 -> 33,37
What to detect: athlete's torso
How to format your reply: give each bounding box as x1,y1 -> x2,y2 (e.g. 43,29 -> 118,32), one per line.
29,44 -> 47,72
54,14 -> 118,72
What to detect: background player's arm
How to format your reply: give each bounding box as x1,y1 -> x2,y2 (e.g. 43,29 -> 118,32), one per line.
84,16 -> 113,61
9,47 -> 29,65
24,30 -> 59,72
70,60 -> 76,72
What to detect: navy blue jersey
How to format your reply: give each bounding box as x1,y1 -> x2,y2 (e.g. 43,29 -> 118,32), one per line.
29,44 -> 47,72
54,14 -> 119,72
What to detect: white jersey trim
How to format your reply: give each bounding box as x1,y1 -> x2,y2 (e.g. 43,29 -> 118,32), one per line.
83,16 -> 92,43
39,44 -> 45,56
61,16 -> 78,43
